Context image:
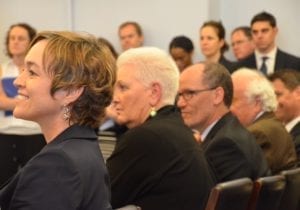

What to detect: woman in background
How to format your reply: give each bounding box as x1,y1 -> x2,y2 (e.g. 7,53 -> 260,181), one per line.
169,35 -> 194,72
200,20 -> 236,73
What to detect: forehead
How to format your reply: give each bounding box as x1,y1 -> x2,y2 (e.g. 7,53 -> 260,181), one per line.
10,26 -> 29,37
117,63 -> 138,79
232,30 -> 247,39
180,65 -> 204,88
252,21 -> 273,29
25,40 -> 48,66
171,47 -> 189,57
201,26 -> 217,35
120,25 -> 137,34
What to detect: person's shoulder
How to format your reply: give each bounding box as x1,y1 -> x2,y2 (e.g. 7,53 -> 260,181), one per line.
277,49 -> 300,64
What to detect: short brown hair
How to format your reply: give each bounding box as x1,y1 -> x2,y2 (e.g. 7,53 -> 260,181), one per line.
29,31 -> 116,128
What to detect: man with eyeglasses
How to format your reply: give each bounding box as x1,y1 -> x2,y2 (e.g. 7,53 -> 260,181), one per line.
177,62 -> 270,183
231,26 -> 255,61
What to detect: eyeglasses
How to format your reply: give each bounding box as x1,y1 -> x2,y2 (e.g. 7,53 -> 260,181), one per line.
177,87 -> 216,101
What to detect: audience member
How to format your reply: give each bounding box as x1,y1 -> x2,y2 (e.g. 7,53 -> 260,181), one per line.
231,26 -> 255,60
0,23 -> 46,186
231,68 -> 297,174
169,35 -> 194,72
177,62 -> 269,183
107,47 -> 215,210
0,31 -> 115,209
118,21 -> 144,51
236,11 -> 300,74
268,69 -> 300,163
199,20 -> 236,73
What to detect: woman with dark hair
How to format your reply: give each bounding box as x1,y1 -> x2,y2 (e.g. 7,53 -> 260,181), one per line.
200,20 -> 236,73
169,35 -> 194,72
0,23 -> 46,186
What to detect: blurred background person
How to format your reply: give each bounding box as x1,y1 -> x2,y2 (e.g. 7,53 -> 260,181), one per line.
199,20 -> 236,73
169,35 -> 194,72
0,31 -> 115,209
231,68 -> 297,174
177,62 -> 269,182
268,69 -> 300,164
236,11 -> 300,74
231,26 -> 255,61
107,47 -> 215,210
0,23 -> 46,186
118,21 -> 144,51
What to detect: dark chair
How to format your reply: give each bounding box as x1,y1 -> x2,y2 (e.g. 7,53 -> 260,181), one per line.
278,167 -> 300,210
248,175 -> 286,210
205,177 -> 253,210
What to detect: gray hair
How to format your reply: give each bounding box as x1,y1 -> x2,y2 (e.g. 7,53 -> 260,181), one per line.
116,47 -> 179,105
232,68 -> 277,112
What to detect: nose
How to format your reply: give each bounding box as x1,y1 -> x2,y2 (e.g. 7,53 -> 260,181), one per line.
176,95 -> 186,109
13,69 -> 25,89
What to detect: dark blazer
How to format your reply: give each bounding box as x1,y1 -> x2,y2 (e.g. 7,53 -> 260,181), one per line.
107,105 -> 215,210
219,55 -> 237,73
236,49 -> 300,72
290,121 -> 300,163
0,124 -> 112,210
247,112 -> 297,174
202,112 -> 270,183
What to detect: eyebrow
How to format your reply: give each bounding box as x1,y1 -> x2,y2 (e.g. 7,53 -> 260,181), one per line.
25,61 -> 39,68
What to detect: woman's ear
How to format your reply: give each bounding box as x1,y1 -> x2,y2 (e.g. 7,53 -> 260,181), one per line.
149,82 -> 162,107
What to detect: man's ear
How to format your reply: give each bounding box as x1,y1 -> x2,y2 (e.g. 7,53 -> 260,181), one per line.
213,86 -> 224,105
149,82 -> 162,107
64,87 -> 84,105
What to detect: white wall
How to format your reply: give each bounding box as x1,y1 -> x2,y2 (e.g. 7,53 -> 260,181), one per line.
0,0 -> 209,63
0,0 -> 299,63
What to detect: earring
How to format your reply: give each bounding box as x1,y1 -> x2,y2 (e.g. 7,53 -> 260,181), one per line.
150,107 -> 157,117
63,105 -> 70,121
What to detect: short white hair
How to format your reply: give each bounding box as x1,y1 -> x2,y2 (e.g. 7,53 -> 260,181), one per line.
232,68 -> 277,111
116,47 -> 179,105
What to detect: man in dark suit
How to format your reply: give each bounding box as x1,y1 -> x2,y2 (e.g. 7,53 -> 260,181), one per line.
269,69 -> 300,164
231,68 -> 298,174
236,11 -> 300,74
177,62 -> 270,183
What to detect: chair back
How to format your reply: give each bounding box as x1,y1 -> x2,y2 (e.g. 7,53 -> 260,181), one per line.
278,167 -> 300,210
205,177 -> 253,210
248,175 -> 286,210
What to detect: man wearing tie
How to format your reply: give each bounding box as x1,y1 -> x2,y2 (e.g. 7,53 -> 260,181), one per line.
236,11 -> 300,74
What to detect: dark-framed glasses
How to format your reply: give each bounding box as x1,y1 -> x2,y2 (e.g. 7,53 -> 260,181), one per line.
177,87 -> 216,101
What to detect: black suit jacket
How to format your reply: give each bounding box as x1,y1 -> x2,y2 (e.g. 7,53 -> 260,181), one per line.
107,105 -> 215,210
290,121 -> 300,162
0,125 -> 112,210
219,55 -> 237,73
202,112 -> 270,183
236,49 -> 300,72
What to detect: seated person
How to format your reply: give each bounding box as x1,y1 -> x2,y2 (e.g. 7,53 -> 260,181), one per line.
106,47 -> 215,210
177,62 -> 270,183
231,68 -> 298,174
169,35 -> 194,72
268,69 -> 300,164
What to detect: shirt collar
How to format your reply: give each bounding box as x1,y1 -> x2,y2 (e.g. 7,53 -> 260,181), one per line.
285,116 -> 300,132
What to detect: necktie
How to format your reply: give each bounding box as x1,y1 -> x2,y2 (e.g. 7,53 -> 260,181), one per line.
260,56 -> 268,75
